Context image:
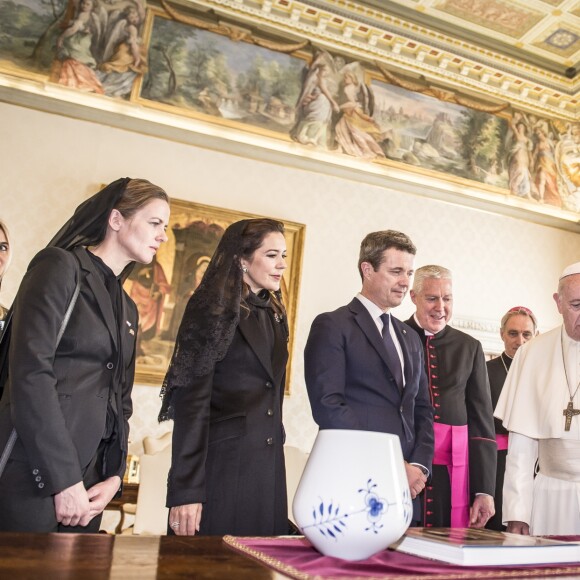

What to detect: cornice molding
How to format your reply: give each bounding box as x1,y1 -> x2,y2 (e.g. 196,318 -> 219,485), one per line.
182,0 -> 580,118
451,316 -> 503,355
2,70 -> 580,233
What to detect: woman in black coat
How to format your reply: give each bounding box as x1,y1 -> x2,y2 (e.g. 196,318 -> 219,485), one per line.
160,218 -> 289,536
0,178 -> 170,533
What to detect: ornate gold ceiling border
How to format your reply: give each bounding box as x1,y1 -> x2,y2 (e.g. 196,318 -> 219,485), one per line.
182,0 -> 579,119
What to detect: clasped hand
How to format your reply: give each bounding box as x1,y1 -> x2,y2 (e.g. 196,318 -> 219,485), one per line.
54,476 -> 121,528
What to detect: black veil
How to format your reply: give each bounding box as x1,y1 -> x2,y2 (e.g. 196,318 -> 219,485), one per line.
158,219 -> 250,421
0,177 -> 132,396
46,177 -> 131,250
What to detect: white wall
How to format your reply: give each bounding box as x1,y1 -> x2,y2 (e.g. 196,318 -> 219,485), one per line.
1,100 -> 579,454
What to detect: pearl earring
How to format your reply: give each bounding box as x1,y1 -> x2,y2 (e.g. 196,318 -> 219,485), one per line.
242,266 -> 248,273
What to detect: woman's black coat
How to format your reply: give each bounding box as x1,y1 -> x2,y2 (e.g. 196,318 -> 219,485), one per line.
167,303 -> 289,536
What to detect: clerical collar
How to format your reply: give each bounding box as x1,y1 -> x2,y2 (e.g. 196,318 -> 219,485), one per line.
500,352 -> 512,374
413,313 -> 435,336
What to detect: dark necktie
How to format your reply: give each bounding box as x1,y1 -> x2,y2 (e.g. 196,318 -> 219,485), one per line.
380,313 -> 404,392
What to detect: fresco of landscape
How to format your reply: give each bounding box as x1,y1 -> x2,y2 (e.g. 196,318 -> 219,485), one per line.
141,15 -> 304,135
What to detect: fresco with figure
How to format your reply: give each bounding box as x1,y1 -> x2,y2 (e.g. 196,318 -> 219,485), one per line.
1,0 -> 580,214
0,0 -> 147,97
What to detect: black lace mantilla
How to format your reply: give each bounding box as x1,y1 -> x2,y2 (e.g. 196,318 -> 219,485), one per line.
159,220 -> 248,422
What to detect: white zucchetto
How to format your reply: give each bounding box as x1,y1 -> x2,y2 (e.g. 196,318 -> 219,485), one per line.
560,262 -> 580,280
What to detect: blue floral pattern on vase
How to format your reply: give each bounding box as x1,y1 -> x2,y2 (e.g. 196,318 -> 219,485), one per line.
301,478 -> 408,540
401,486 -> 413,527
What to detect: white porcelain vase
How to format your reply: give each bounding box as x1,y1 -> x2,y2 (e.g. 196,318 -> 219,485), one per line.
292,429 -> 412,561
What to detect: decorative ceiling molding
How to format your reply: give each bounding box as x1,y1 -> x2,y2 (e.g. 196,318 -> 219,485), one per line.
451,316 -> 504,355
182,0 -> 580,118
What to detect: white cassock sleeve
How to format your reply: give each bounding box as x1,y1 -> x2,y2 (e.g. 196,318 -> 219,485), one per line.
502,432 -> 537,526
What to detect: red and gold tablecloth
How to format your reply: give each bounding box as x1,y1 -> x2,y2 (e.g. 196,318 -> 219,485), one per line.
223,535 -> 580,580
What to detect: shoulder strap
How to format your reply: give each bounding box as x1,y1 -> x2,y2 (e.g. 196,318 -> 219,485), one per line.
0,254 -> 81,478
56,271 -> 81,345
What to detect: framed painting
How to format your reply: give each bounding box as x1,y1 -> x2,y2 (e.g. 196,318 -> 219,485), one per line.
123,199 -> 305,392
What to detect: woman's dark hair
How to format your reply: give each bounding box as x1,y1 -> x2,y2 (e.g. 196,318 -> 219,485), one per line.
240,218 -> 286,317
159,218 -> 288,419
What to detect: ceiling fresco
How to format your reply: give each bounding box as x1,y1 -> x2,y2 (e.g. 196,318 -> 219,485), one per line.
348,0 -> 580,78
264,0 -> 580,116
352,0 -> 580,76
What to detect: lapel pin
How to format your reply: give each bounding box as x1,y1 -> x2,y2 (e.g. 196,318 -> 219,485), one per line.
402,329 -> 406,334
126,321 -> 132,327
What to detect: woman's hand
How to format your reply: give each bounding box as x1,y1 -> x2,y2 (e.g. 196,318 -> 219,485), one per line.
54,481 -> 90,527
79,476 -> 122,526
169,503 -> 203,536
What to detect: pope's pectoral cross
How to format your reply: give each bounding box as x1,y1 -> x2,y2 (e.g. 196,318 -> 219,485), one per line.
563,401 -> 580,431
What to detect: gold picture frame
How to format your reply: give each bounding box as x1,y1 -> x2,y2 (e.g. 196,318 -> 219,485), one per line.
123,198 -> 305,393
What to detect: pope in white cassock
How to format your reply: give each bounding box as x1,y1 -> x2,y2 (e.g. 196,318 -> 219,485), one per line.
495,262 -> 580,535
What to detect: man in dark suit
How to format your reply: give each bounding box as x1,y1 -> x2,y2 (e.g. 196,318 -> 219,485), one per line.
485,306 -> 537,531
304,230 -> 433,521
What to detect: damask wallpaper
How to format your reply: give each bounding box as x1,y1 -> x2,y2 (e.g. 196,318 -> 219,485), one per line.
0,101 -> 577,454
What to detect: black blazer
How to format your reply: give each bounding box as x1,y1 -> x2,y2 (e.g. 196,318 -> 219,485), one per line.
304,298 -> 433,470
0,246 -> 137,497
487,356 -> 509,435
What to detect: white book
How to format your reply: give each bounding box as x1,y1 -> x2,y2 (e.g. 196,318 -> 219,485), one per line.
392,528 -> 580,566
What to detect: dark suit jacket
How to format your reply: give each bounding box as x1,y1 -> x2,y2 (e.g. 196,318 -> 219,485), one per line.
487,356 -> 509,435
0,246 -> 137,497
167,305 -> 289,536
304,298 -> 433,471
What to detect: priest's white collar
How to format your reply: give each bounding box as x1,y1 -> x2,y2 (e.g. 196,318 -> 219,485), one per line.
413,313 -> 435,336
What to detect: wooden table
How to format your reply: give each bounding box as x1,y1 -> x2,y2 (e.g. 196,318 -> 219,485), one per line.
0,532 -> 281,579
2,532 -> 580,579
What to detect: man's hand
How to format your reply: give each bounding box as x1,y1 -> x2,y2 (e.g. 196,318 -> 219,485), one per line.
79,476 -> 122,526
469,494 -> 495,528
507,521 -> 530,535
405,462 -> 427,499
54,481 -> 90,527
168,503 -> 203,536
